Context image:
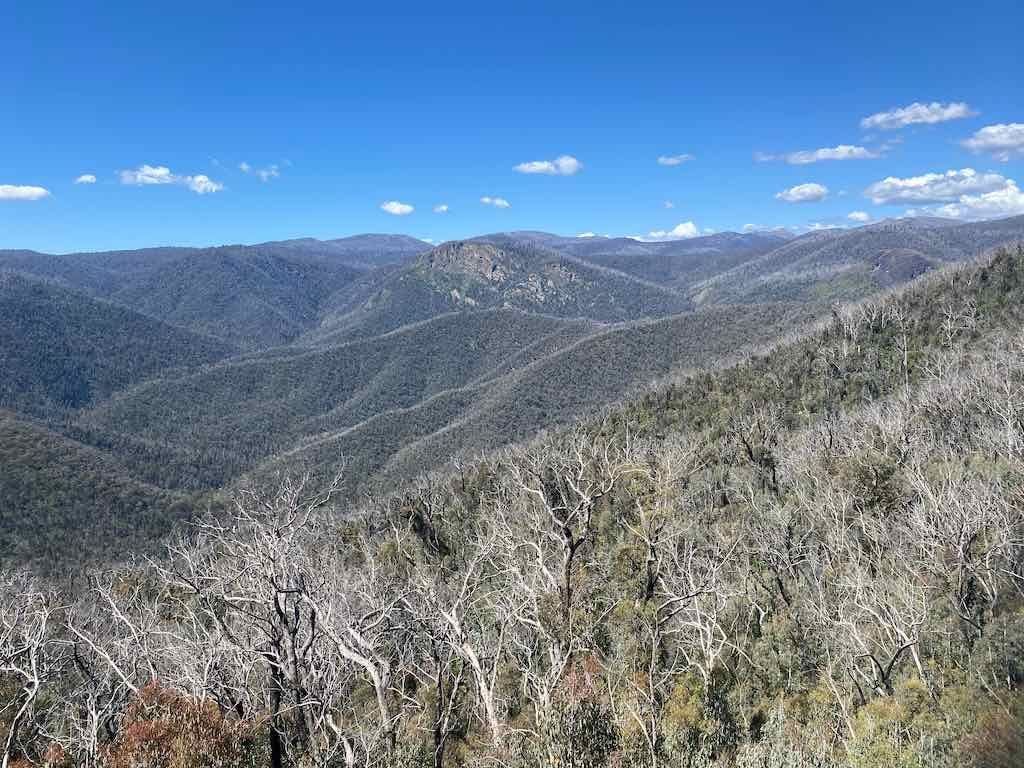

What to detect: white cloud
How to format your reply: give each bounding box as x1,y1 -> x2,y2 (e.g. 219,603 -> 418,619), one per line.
119,164 -> 223,194
860,101 -> 977,131
753,151 -> 776,163
743,223 -> 794,235
184,175 -> 224,194
784,144 -> 879,165
663,200 -> 675,209
921,180 -> 1024,221
962,123 -> 1024,162
657,153 -> 693,166
576,232 -> 610,238
865,168 -> 1009,205
0,184 -> 50,201
641,221 -> 700,241
775,182 -> 829,203
433,204 -> 449,213
120,164 -> 176,185
480,196 -> 511,209
74,174 -> 96,184
848,210 -> 871,222
380,200 -> 414,215
239,161 -> 252,173
514,155 -> 582,176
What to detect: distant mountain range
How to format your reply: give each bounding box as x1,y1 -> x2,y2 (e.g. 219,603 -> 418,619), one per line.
3,216 -> 1024,570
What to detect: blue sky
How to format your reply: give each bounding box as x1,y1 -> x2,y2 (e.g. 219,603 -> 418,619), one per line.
4,0 -> 1024,252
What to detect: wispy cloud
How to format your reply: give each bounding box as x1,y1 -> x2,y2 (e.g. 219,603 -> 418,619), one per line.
757,145 -> 879,165
663,200 -> 675,209
239,161 -> 281,181
657,153 -> 693,166
0,184 -> 50,201
860,101 -> 977,130
256,165 -> 280,182
74,174 -> 96,184
480,196 -> 511,208
847,210 -> 871,222
785,145 -> 879,165
775,183 -> 829,203
433,204 -> 449,213
514,155 -> 582,176
865,168 -> 1009,205
962,123 -> 1024,162
380,200 -> 414,215
119,164 -> 224,194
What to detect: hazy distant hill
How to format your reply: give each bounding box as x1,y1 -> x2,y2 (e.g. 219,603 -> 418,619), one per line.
254,233 -> 430,267
0,249 -> 127,295
0,273 -> 233,416
690,215 -> 1024,305
561,232 -> 790,290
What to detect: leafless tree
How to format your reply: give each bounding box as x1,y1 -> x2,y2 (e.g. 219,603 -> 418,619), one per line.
1,572 -> 59,768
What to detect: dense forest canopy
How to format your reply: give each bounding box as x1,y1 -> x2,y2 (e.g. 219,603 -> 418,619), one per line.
3,243 -> 1024,767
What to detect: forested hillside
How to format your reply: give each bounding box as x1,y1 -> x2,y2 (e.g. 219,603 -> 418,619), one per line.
109,247 -> 364,349
0,273 -> 234,416
0,411 -> 197,574
4,245 -> 1024,768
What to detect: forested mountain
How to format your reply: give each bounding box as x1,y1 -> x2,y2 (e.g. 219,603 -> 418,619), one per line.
307,240 -> 694,343
5,243 -> 1024,768
109,247 -> 364,349
0,273 -> 233,416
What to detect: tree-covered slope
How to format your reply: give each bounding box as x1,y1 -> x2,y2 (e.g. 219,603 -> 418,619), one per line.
110,247 -> 363,349
73,310 -> 600,487
0,411 -> 196,574
253,301 -> 821,493
0,273 -> 234,417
